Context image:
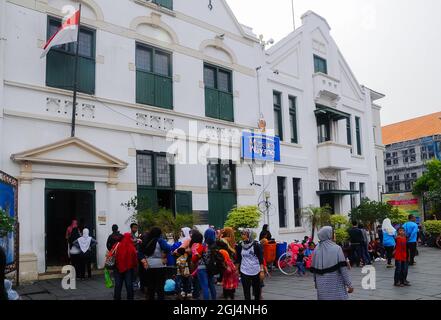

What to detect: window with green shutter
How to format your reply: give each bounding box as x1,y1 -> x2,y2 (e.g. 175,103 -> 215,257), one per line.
136,151 -> 175,211
204,64 -> 234,122
46,17 -> 96,94
346,117 -> 352,148
314,55 -> 327,74
355,116 -> 362,155
273,91 -> 283,141
136,43 -> 173,109
289,96 -> 297,143
152,0 -> 173,10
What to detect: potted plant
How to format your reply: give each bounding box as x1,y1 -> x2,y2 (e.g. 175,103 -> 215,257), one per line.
224,205 -> 261,240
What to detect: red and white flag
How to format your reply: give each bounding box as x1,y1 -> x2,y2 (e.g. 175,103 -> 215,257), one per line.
40,9 -> 80,58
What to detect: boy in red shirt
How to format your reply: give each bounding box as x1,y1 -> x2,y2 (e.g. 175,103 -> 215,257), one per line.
394,227 -> 410,287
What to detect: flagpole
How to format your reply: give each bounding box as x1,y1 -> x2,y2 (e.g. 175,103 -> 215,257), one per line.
71,3 -> 82,137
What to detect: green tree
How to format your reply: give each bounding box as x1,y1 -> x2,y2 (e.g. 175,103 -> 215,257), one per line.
224,206 -> 261,239
349,199 -> 395,233
413,159 -> 441,218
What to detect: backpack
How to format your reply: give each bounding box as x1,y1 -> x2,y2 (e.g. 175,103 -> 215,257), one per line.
202,245 -> 226,276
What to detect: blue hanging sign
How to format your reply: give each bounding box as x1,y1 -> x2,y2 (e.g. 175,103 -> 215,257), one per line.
241,132 -> 280,162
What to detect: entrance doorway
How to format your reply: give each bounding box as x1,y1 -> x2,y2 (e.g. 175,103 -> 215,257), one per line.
45,183 -> 96,268
320,194 -> 335,214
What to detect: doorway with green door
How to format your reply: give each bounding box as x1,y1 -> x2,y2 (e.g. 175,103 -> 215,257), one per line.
207,160 -> 237,229
45,180 -> 96,269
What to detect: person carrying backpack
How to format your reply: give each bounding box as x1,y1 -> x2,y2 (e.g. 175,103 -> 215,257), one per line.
236,228 -> 264,300
192,228 -> 220,300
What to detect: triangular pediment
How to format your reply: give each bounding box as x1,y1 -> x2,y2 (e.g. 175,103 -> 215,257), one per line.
11,137 -> 127,170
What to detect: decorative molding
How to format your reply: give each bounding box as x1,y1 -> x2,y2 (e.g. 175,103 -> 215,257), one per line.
199,39 -> 238,64
135,112 -> 174,131
129,14 -> 179,44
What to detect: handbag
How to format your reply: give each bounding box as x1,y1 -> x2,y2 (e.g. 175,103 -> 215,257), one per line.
105,243 -> 120,269
104,268 -> 114,288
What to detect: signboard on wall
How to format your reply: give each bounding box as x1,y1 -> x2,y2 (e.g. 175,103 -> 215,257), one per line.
241,132 -> 281,162
0,171 -> 19,277
382,192 -> 422,223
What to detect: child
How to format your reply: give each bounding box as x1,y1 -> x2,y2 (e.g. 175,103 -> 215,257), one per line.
296,247 -> 306,276
175,247 -> 191,299
394,227 -> 410,287
216,240 -> 239,300
304,242 -> 315,269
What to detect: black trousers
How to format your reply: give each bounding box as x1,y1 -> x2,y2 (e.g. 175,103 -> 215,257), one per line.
350,244 -> 363,266
384,246 -> 394,265
241,273 -> 261,301
78,251 -> 92,279
407,242 -> 417,264
144,268 -> 167,300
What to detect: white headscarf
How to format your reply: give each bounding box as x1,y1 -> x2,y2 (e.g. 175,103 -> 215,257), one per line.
180,227 -> 191,242
382,218 -> 396,236
77,228 -> 92,253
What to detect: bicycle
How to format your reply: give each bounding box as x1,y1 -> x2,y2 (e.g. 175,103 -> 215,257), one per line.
278,250 -> 299,275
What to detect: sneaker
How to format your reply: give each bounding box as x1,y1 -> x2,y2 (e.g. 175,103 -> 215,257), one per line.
394,283 -> 404,287
386,264 -> 395,269
181,291 -> 186,298
403,282 -> 411,286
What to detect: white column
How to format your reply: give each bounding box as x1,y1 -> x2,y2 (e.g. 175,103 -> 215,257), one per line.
18,179 -> 38,282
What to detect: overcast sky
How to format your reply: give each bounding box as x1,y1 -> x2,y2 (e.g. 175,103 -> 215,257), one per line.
226,0 -> 441,126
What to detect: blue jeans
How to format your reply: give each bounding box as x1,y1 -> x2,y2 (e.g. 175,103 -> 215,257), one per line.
362,245 -> 371,265
394,260 -> 408,284
197,268 -> 216,300
296,262 -> 305,275
176,275 -> 191,294
114,269 -> 134,300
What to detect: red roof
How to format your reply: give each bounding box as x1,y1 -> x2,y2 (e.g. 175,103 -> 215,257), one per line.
382,112 -> 441,145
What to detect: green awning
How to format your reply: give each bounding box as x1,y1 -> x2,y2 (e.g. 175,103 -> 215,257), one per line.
317,190 -> 360,196
315,105 -> 350,121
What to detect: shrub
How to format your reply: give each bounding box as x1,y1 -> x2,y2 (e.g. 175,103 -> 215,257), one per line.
335,227 -> 350,245
423,220 -> 441,235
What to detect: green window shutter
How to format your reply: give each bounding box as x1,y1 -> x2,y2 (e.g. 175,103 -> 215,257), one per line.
346,118 -> 352,146
137,188 -> 158,212
175,191 -> 192,214
136,71 -> 155,105
154,75 -> 173,109
46,50 -> 75,91
355,117 -> 362,155
219,92 -> 234,122
78,57 -> 95,94
314,55 -> 327,74
205,87 -> 219,119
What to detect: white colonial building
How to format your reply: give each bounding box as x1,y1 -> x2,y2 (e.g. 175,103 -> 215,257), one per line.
0,0 -> 385,281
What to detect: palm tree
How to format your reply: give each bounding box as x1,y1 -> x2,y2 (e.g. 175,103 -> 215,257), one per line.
302,206 -> 332,241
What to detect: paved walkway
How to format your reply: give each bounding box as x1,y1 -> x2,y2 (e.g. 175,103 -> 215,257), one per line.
16,247 -> 441,300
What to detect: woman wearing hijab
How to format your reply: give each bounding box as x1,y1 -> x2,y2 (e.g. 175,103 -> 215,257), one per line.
72,228 -> 97,280
189,229 -> 203,299
220,227 -> 237,257
114,233 -> 138,300
311,226 -> 354,300
198,228 -> 218,300
68,227 -> 82,278
259,224 -> 272,241
139,227 -> 171,300
236,229 -> 264,300
382,218 -> 397,268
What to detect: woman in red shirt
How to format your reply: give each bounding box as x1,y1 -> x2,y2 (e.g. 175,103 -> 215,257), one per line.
394,227 -> 410,287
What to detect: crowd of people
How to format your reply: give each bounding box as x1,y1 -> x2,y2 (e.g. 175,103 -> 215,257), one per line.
346,214 -> 420,287
104,223 -> 270,301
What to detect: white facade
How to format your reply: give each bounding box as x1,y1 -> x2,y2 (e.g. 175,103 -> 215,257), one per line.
0,0 -> 384,281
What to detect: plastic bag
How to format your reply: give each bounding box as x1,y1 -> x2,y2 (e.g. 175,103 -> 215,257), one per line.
104,268 -> 114,289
